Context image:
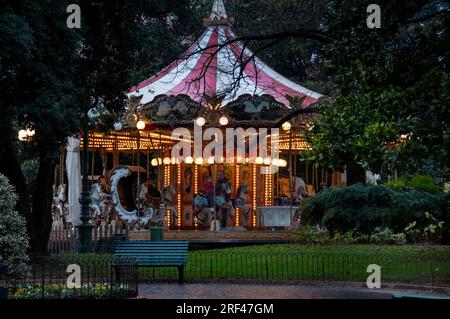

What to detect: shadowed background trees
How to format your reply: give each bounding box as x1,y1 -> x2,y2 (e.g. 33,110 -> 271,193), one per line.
1,0 -> 448,251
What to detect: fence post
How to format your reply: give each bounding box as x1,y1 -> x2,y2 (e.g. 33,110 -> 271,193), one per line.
265,256 -> 269,281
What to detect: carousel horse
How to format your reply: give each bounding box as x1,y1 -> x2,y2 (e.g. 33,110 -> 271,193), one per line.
160,185 -> 178,226
193,192 -> 213,226
51,184 -> 67,229
90,181 -> 112,227
234,184 -> 251,227
293,177 -> 307,204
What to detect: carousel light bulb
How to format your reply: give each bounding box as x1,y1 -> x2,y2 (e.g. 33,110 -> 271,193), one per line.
282,121 -> 292,131
219,116 -> 229,126
158,158 -> 163,165
255,157 -> 264,165
185,156 -> 194,164
271,158 -> 280,166
279,159 -> 288,167
196,117 -> 206,127
151,158 -> 159,166
163,157 -> 171,165
113,122 -> 123,131
207,157 -> 215,165
171,157 -> 179,165
18,130 -> 27,141
195,157 -> 204,165
263,157 -> 272,165
136,120 -> 146,130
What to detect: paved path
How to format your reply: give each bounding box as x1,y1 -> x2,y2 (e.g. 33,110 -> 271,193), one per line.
138,283 -> 448,299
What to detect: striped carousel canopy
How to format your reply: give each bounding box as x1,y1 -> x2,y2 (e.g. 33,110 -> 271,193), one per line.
128,0 -> 322,108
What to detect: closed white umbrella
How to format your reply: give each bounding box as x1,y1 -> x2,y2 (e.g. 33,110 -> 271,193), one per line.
66,137 -> 82,226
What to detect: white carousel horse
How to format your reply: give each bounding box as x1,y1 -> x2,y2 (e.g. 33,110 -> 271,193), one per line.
51,184 -> 67,228
89,182 -> 112,226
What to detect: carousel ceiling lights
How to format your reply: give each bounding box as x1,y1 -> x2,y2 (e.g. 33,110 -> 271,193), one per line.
255,157 -> 264,165
136,120 -> 146,130
282,121 -> 292,131
263,157 -> 272,165
151,158 -> 159,166
219,116 -> 229,126
194,157 -> 204,165
207,156 -> 215,165
185,156 -> 194,164
278,159 -> 288,167
163,157 -> 171,165
196,117 -> 206,127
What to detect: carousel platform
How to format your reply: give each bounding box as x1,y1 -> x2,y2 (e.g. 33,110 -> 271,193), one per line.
128,228 -> 291,249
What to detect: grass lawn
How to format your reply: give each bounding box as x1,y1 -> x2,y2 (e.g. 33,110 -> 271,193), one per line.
57,244 -> 450,285
140,244 -> 450,284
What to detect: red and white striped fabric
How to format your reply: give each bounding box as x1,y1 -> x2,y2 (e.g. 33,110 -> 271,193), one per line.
128,0 -> 322,108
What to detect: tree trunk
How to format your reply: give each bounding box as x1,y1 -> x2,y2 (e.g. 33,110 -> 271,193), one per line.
346,160 -> 366,185
31,150 -> 56,253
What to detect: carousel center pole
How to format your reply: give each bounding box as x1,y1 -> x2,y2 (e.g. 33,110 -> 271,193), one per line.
78,115 -> 94,253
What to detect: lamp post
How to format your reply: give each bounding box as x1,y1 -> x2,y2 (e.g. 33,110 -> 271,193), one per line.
77,114 -> 94,253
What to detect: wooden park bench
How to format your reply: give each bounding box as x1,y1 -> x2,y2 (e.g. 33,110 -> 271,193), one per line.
114,240 -> 189,284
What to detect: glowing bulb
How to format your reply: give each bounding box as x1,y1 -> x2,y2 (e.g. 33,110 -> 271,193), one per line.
196,117 -> 206,127
18,130 -> 27,141
171,157 -> 179,165
195,157 -> 204,165
279,159 -> 288,167
271,158 -> 280,166
151,158 -> 159,166
255,157 -> 264,165
263,157 -> 272,165
113,122 -> 123,131
158,158 -> 163,165
185,156 -> 194,164
207,157 -> 215,165
163,157 -> 171,165
219,116 -> 229,126
26,128 -> 35,137
282,122 -> 292,131
136,120 -> 146,130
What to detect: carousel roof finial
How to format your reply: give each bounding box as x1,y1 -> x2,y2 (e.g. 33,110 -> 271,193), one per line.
211,0 -> 227,20
204,0 -> 232,26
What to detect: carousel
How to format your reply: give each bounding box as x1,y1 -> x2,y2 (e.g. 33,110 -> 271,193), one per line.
54,0 -> 344,232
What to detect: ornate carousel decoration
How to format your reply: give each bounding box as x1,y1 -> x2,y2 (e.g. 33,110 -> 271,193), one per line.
60,0 -> 329,231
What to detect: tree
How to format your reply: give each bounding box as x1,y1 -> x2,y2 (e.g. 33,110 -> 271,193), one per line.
0,0 -> 193,252
307,0 -> 450,180
0,173 -> 30,277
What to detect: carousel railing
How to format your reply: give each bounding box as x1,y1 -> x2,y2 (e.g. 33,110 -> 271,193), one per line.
48,225 -> 129,254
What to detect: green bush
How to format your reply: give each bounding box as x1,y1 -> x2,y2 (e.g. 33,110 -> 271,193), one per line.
0,173 -> 30,276
387,175 -> 443,194
301,184 -> 449,243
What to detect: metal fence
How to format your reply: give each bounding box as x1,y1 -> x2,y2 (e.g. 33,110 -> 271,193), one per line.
4,255 -> 138,299
48,225 -> 129,254
137,251 -> 450,286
